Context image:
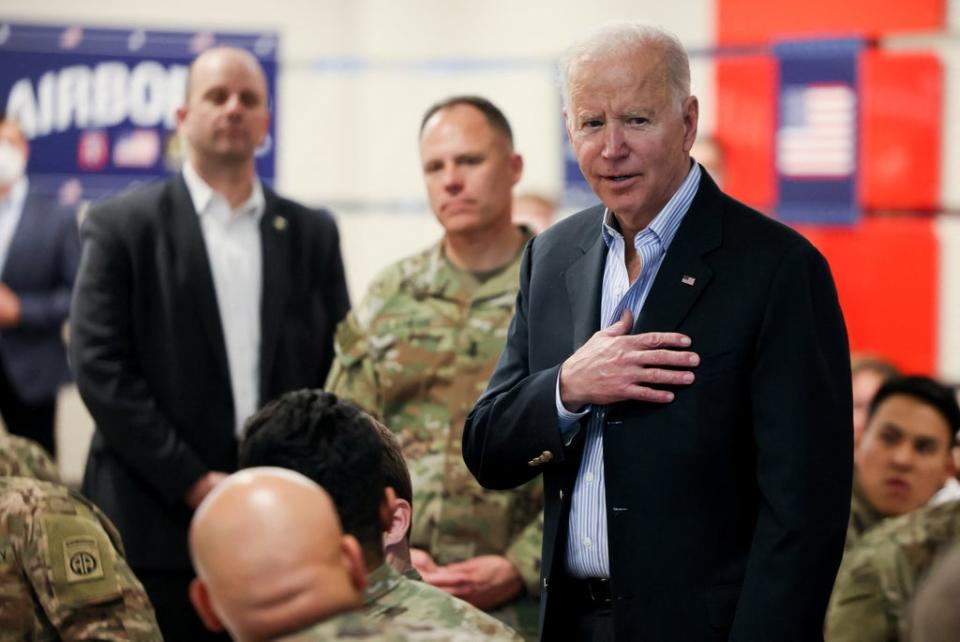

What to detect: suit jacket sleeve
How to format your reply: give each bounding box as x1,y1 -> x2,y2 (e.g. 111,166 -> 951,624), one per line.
734,242 -> 853,640
15,206 -> 80,331
69,206 -> 208,504
463,238 -> 568,491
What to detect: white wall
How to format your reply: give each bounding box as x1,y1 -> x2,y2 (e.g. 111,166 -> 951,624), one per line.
3,0 -> 715,296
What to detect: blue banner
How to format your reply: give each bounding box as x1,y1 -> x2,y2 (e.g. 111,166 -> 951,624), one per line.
774,38 -> 863,225
0,22 -> 278,204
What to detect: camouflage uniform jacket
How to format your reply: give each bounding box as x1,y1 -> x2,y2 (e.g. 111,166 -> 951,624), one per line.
0,432 -> 61,483
273,608 -> 493,641
826,498 -> 960,642
0,477 -> 162,641
326,237 -> 542,587
360,562 -> 522,641
845,478 -> 885,552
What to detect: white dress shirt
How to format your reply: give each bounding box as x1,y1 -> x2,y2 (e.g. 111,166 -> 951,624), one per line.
181,162 -> 264,436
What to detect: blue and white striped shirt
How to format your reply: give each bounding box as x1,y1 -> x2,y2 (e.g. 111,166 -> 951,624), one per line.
559,162 -> 701,578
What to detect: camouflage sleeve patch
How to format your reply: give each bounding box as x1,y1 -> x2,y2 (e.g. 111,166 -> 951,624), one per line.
38,514 -> 122,608
504,509 -> 543,598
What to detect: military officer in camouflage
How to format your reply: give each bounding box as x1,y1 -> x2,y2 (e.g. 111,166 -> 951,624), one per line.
240,389 -> 522,640
844,376 -> 959,552
826,498 -> 960,642
0,476 -> 161,641
189,467 -> 489,642
0,430 -> 61,483
326,95 -> 541,639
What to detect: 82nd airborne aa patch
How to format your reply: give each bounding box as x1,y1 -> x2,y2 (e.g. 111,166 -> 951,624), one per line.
63,536 -> 105,583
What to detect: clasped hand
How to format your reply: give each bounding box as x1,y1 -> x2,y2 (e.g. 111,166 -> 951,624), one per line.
559,308 -> 699,411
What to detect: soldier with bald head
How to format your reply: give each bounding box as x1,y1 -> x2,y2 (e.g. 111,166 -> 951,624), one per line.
69,45 -> 350,639
189,467 -> 491,641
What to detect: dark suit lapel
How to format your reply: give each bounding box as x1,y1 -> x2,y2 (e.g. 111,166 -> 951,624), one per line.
258,190 -> 292,404
565,228 -> 607,351
166,175 -> 231,382
633,171 -> 723,334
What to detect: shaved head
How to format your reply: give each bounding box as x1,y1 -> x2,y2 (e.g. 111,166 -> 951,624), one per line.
189,468 -> 366,642
184,46 -> 267,102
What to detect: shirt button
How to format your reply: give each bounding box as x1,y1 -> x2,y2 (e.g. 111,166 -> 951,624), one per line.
583,537 -> 593,548
585,472 -> 595,483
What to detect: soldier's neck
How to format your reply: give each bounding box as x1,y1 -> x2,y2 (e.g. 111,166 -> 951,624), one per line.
443,221 -> 525,273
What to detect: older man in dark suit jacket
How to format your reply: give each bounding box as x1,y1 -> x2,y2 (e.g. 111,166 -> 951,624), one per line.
0,115 -> 79,456
463,23 -> 852,641
69,46 -> 349,641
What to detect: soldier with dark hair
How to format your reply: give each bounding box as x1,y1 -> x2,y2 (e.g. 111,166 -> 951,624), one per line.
239,390 -> 522,640
326,95 -> 541,638
847,376 -> 959,551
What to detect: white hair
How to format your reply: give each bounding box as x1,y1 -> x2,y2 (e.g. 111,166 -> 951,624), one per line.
558,22 -> 691,112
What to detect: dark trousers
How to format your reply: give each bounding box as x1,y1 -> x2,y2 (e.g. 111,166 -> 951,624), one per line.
136,568 -> 231,642
0,360 -> 56,456
545,576 -> 615,642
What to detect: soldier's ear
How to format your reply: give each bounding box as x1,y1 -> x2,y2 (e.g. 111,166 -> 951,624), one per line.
189,578 -> 226,632
380,487 -> 410,544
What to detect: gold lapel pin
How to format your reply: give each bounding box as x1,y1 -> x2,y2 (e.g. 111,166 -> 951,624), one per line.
273,216 -> 288,231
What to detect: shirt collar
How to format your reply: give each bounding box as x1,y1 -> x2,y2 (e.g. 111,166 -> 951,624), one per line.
362,562 -> 404,605
181,160 -> 265,221
601,161 -> 701,251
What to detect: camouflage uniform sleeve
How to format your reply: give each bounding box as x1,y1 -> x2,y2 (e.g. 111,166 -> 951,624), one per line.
504,509 -> 543,598
0,434 -> 62,484
22,498 -> 162,641
825,550 -> 897,642
325,310 -> 385,420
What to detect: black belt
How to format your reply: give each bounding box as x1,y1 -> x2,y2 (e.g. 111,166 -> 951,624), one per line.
564,577 -> 613,605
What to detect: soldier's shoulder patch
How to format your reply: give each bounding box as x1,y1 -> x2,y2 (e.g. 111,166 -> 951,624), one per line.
62,535 -> 105,583
40,513 -> 121,606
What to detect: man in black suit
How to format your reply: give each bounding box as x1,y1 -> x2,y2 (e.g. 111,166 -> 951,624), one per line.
463,23 -> 853,641
0,115 -> 79,456
69,46 -> 350,640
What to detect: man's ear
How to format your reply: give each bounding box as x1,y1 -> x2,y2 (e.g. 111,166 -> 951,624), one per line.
380,487 -> 411,547
509,152 -> 524,186
943,448 -> 957,483
189,578 -> 226,632
341,534 -> 368,593
681,95 -> 700,153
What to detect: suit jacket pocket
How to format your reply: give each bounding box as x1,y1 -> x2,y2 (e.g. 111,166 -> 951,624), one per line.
694,350 -> 743,382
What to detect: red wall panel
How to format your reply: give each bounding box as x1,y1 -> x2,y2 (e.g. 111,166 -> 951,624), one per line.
718,0 -> 944,45
715,55 -> 778,212
859,51 -> 942,211
795,217 -> 938,374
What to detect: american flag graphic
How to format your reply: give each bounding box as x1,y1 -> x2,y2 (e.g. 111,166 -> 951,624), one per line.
776,83 -> 856,178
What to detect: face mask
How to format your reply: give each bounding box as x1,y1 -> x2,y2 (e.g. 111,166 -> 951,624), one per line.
0,141 -> 27,188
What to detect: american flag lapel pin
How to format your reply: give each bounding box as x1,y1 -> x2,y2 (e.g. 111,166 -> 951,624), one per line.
681,275 -> 696,286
